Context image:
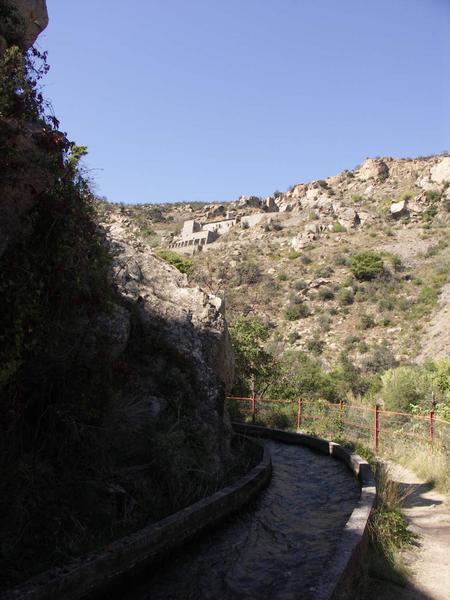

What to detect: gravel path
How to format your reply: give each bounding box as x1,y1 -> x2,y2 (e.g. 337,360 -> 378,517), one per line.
115,441 -> 360,600
387,463 -> 450,600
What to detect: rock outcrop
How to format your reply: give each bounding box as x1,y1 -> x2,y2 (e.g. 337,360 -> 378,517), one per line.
357,158 -> 389,181
0,1 -> 52,259
0,0 -> 48,51
430,157 -> 450,184
104,217 -> 235,475
11,0 -> 48,48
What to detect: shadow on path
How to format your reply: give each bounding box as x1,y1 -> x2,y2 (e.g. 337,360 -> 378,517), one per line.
398,481 -> 443,509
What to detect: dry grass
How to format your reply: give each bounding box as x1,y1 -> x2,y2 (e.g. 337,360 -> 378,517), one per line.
383,440 -> 450,494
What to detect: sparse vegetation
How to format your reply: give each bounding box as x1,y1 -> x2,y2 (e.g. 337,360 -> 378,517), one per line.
156,249 -> 193,274
331,222 -> 347,233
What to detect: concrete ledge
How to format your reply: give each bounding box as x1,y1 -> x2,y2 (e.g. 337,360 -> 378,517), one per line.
0,440 -> 272,600
233,423 -> 376,600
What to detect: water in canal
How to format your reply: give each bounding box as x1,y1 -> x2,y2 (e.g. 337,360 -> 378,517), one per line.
121,441 -> 360,600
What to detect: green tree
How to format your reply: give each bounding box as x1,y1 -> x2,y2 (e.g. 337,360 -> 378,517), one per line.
229,316 -> 276,397
267,351 -> 339,402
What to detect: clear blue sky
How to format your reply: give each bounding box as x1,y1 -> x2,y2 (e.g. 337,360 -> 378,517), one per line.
42,0 -> 450,204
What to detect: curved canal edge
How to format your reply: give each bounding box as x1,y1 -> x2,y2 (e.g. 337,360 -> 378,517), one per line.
234,424 -> 377,600
1,427 -> 376,600
0,440 -> 272,600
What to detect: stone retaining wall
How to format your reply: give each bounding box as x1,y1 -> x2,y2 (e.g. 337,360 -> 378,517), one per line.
232,424 -> 377,600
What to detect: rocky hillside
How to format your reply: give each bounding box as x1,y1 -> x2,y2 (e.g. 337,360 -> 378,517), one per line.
101,155 -> 450,372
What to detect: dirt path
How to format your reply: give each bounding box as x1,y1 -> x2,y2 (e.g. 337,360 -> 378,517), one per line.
387,462 -> 450,600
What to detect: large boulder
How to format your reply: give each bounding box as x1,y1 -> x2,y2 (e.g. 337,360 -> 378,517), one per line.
9,0 -> 49,49
357,158 -> 389,181
430,157 -> 450,184
334,205 -> 361,228
390,199 -> 408,218
237,195 -> 261,209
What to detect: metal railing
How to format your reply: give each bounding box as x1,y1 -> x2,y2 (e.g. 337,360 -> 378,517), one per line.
226,396 -> 450,452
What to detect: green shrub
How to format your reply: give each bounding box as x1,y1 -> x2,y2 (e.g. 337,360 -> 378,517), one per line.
399,191 -> 414,202
425,189 -> 442,203
318,286 -> 335,301
285,303 -> 310,320
300,254 -> 312,265
350,251 -> 384,280
318,314 -> 332,332
357,340 -> 369,353
287,250 -> 301,259
335,254 -> 348,266
364,344 -> 398,374
386,253 -> 403,271
288,331 -> 299,344
156,249 -> 193,275
235,261 -> 262,285
380,367 -> 434,412
267,351 -> 338,402
278,272 -> 288,281
314,265 -> 334,277
359,312 -> 376,329
292,279 -> 308,291
306,335 -> 325,355
378,297 -> 394,311
331,222 -> 347,233
344,335 -> 361,350
337,287 -> 354,306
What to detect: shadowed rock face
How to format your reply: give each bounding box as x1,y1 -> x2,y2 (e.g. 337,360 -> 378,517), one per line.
0,1 -> 50,258
0,2 -> 237,583
102,218 -> 235,476
9,0 -> 49,49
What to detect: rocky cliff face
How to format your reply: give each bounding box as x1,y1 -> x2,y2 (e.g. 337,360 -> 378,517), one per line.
0,0 -> 55,259
0,1 -> 237,587
103,216 -> 235,473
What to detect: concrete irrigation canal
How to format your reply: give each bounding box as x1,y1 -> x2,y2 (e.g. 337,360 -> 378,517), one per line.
110,438 -> 363,600
2,428 -> 375,600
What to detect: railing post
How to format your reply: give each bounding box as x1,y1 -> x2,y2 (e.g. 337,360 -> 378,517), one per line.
252,395 -> 256,424
374,404 -> 380,452
429,394 -> 436,444
297,398 -> 303,432
429,410 -> 435,444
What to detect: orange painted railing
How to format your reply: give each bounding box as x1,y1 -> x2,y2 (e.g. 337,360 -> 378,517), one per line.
226,396 -> 450,452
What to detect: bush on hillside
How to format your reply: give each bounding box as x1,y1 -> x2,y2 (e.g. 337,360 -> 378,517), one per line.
337,287 -> 354,306
235,261 -> 262,285
156,249 -> 193,275
285,303 -> 310,320
350,251 -> 384,280
318,286 -> 335,301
